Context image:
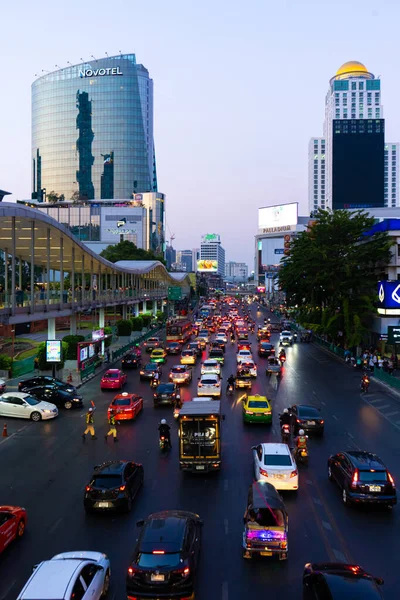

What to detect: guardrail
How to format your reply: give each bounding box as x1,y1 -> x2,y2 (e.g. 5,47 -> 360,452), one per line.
11,356 -> 35,377
373,367 -> 400,390
111,325 -> 165,362
313,336 -> 346,359
80,363 -> 96,382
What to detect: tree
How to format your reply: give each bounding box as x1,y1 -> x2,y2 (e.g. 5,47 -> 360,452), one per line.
279,209 -> 393,346
46,190 -> 60,204
100,240 -> 166,265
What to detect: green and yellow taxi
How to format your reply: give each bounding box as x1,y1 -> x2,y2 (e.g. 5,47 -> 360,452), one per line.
150,348 -> 167,364
242,394 -> 272,424
180,349 -> 197,365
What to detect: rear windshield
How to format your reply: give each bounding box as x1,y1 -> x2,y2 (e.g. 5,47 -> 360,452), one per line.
158,384 -> 174,392
113,398 -> 131,406
249,401 -> 268,408
201,378 -> 217,384
210,350 -> 223,356
264,455 -> 292,466
261,344 -> 273,349
172,367 -> 185,373
324,573 -> 381,599
182,351 -> 193,356
359,471 -> 388,482
104,372 -> 119,379
145,364 -> 157,371
298,407 -> 320,418
93,475 -> 121,489
138,553 -> 181,568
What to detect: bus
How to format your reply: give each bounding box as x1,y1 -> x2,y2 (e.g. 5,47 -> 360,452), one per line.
166,319 -> 193,344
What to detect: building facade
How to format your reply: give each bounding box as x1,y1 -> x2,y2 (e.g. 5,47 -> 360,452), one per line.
309,61 -> 399,213
199,234 -> 225,277
19,194 -> 165,255
225,261 -> 248,282
32,54 -> 157,202
176,250 -> 193,272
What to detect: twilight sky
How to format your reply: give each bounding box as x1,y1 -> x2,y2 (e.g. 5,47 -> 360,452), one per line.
2,0 -> 400,268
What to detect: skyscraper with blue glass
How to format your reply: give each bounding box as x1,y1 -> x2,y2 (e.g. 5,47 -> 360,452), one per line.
32,54 -> 157,201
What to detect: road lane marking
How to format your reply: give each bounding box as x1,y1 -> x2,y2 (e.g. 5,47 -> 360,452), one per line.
320,401 -> 326,406
222,581 -> 229,600
373,404 -> 391,410
312,497 -> 322,505
48,517 -> 63,535
384,411 -> 399,417
368,398 -> 385,404
332,415 -> 338,420
322,520 -> 332,531
0,579 -> 16,600
224,518 -> 229,535
306,479 -> 313,485
332,548 -> 347,562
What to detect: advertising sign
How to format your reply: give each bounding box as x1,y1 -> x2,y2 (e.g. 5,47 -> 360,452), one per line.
80,346 -> 88,362
274,249 -> 284,254
197,259 -> 218,272
388,326 -> 400,344
46,340 -> 62,363
377,281 -> 400,313
92,329 -> 104,342
88,344 -> 95,358
257,286 -> 266,293
201,233 -> 220,243
258,203 -> 298,232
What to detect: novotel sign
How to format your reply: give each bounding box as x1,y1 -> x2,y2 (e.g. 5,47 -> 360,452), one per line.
79,67 -> 123,78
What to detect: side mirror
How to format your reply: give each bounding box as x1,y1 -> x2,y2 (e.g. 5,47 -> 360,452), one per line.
375,578 -> 384,586
136,519 -> 145,527
251,446 -> 256,450
97,565 -> 104,572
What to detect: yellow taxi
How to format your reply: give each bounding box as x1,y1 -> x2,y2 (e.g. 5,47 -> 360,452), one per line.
150,348 -> 167,364
242,394 -> 272,424
180,349 -> 197,365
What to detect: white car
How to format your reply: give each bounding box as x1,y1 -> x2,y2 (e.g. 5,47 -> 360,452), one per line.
197,374 -> 221,398
215,333 -> 228,344
239,360 -> 257,377
16,550 -> 110,600
201,359 -> 221,376
0,392 -> 58,421
237,349 -> 253,363
252,443 -> 298,491
280,331 -> 293,345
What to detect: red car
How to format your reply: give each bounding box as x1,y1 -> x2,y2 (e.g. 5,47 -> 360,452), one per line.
107,392 -> 143,421
0,505 -> 27,554
100,369 -> 127,390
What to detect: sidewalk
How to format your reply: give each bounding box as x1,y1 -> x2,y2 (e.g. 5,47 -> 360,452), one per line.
16,328 -> 92,343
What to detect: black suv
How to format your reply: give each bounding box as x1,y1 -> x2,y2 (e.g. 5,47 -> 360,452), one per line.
18,376 -> 76,394
84,460 -> 144,513
166,342 -> 182,355
187,341 -> 202,357
127,510 -> 202,599
328,451 -> 396,507
154,383 -> 180,407
29,385 -> 83,410
122,351 -> 142,369
303,562 -> 384,599
258,342 -> 275,358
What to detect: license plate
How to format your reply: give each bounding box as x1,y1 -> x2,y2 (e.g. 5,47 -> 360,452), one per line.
196,465 -> 205,470
307,421 -> 316,425
274,474 -> 284,479
151,573 -> 165,582
98,502 -> 110,508
161,395 -> 168,399
369,485 -> 381,492
260,551 -> 272,556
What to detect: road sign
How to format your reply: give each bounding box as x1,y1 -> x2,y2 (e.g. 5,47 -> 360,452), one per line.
387,326 -> 400,344
168,287 -> 182,301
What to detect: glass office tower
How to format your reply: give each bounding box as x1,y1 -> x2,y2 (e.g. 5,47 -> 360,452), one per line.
32,54 -> 157,201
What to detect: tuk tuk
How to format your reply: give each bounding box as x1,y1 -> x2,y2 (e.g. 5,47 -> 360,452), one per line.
236,366 -> 252,389
243,482 -> 288,560
266,356 -> 282,377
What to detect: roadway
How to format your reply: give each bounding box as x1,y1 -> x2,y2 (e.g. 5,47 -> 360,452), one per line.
0,306 -> 399,599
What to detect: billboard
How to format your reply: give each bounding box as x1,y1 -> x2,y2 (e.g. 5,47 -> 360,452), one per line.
46,340 -> 62,363
258,203 -> 298,232
197,259 -> 218,272
201,233 -> 220,243
377,281 -> 400,313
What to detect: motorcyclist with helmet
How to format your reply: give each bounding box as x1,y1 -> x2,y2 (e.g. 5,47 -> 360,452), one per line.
279,408 -> 291,427
294,429 -> 308,460
227,373 -> 235,393
279,348 -> 286,363
158,418 -> 172,449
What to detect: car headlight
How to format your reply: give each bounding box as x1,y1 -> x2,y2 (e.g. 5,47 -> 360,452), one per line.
73,398 -> 81,402
42,409 -> 52,413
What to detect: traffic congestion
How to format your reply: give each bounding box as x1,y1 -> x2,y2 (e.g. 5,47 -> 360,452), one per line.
0,295 -> 399,599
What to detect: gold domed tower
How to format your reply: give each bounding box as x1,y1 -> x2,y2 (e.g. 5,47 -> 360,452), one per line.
332,60 -> 374,82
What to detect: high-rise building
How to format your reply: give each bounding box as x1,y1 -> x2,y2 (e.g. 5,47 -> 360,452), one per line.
225,261 -> 248,282
384,143 -> 399,208
309,61 -> 399,212
176,250 -> 193,272
192,248 -> 200,272
32,54 -> 157,202
199,234 -> 225,277
165,245 -> 176,270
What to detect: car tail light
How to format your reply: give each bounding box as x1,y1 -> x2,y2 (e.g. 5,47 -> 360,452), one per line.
264,411 -> 271,415
198,383 -> 202,387
153,550 -> 165,554
290,470 -> 298,478
320,420 -> 324,424
85,486 -> 92,492
259,468 -> 268,477
119,485 -> 126,491
160,436 -> 165,441
351,469 -> 359,488
296,418 -> 301,423
388,472 -> 395,487
215,382 -> 220,387
128,566 -> 139,577
246,411 -> 254,415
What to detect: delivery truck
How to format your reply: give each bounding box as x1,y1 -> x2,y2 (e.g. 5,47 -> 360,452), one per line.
178,400 -> 222,472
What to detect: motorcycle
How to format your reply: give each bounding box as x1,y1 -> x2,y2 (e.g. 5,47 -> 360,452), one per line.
159,435 -> 169,452
279,354 -> 286,364
227,383 -> 234,396
231,338 -> 235,345
361,377 -> 370,393
295,446 -> 309,466
150,377 -> 159,389
281,423 -> 291,445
